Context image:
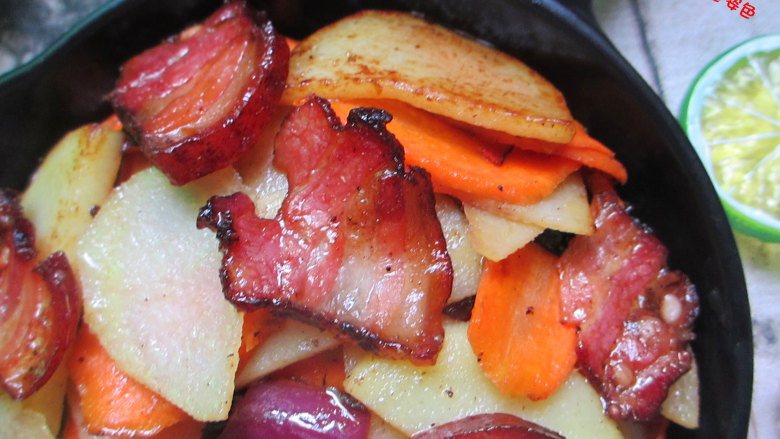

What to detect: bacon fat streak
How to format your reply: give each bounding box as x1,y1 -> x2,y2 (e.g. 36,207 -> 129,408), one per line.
198,97 -> 453,364
558,174 -> 698,421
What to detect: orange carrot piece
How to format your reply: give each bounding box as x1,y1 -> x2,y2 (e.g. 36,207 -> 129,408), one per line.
468,243 -> 577,400
270,346 -> 346,391
464,119 -> 627,184
63,394 -> 204,439
329,99 -> 580,206
61,411 -> 80,439
147,418 -> 205,439
101,114 -> 123,131
67,327 -> 188,437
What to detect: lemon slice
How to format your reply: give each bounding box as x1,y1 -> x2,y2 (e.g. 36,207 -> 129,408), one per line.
682,34 -> 780,243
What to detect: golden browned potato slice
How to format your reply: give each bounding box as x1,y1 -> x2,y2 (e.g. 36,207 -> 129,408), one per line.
21,122 -> 124,257
283,10 -> 575,143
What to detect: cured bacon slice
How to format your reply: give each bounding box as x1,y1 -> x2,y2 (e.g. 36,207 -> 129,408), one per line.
558,174 -> 698,421
198,97 -> 453,364
111,1 -> 289,185
0,189 -> 80,400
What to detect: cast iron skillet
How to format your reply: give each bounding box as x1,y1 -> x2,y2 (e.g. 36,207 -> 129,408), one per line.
0,0 -> 752,437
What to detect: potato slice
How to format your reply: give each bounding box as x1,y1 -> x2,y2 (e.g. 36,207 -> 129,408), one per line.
283,10 -> 574,143
232,107 -> 291,219
236,320 -> 340,388
661,356 -> 700,429
75,168 -> 244,421
18,364 -> 68,437
344,321 -> 622,438
0,392 -> 55,439
435,195 -> 482,304
368,413 -> 408,439
462,172 -> 594,261
468,172 -> 594,236
18,121 -> 123,434
21,122 -> 124,257
463,204 -> 544,262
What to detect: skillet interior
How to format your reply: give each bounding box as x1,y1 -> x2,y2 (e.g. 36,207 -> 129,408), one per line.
0,0 -> 752,437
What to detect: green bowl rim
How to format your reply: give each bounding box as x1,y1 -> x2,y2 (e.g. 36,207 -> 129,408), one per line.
0,0 -> 127,86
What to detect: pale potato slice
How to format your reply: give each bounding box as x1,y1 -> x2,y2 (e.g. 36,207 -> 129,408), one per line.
344,321 -> 622,439
463,204 -> 544,261
368,413 -> 408,439
245,157 -> 288,220
232,107 -> 291,219
468,172 -> 594,235
661,356 -> 700,429
283,10 -> 574,143
0,392 -> 55,439
19,362 -> 68,436
435,195 -> 482,304
21,122 -> 124,257
76,168 -> 244,421
236,320 -> 340,388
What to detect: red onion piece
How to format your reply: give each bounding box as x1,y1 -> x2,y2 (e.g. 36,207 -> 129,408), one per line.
218,379 -> 370,439
0,188 -> 80,399
411,413 -> 565,439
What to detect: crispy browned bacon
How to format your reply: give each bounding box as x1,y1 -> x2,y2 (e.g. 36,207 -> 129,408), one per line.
0,189 -> 80,400
558,174 -> 698,421
111,1 -> 289,185
198,97 -> 453,364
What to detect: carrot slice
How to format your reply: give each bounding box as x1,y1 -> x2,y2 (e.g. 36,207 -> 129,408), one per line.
63,397 -> 204,439
467,243 -> 577,400
329,99 -> 580,206
464,120 -> 627,184
101,114 -> 123,132
148,418 -> 205,439
269,346 -> 346,390
67,327 -> 188,436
